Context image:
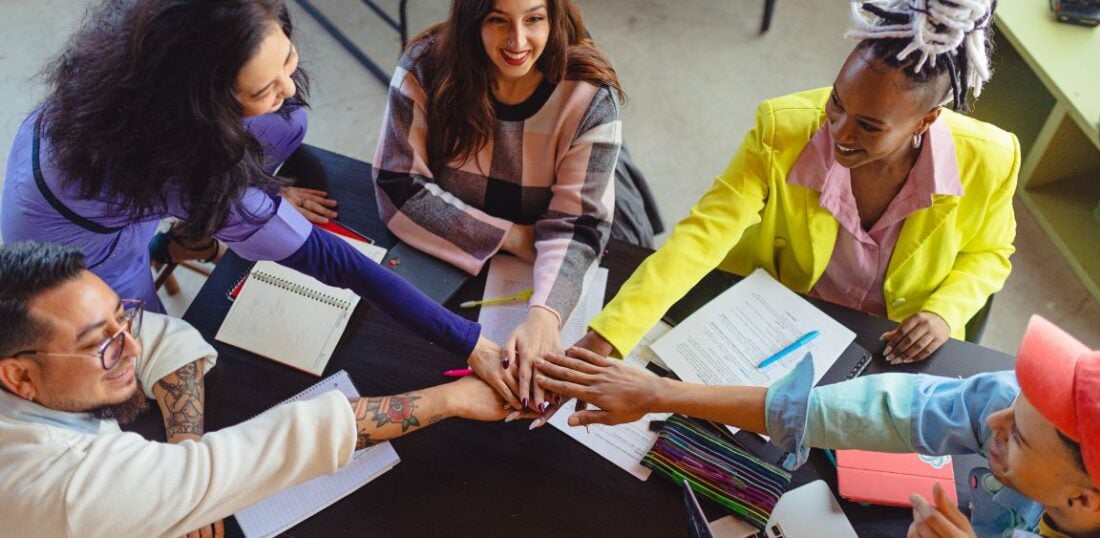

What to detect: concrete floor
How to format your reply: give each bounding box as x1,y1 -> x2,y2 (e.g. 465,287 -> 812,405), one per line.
1,0 -> 1097,355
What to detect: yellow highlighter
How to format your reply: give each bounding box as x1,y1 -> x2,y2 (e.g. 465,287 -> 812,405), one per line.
460,288 -> 534,309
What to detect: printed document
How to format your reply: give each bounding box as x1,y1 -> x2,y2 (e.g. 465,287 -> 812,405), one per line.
547,322 -> 673,480
651,269 -> 854,430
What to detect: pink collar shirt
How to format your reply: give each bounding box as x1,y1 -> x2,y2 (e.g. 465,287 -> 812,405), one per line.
786,118 -> 964,316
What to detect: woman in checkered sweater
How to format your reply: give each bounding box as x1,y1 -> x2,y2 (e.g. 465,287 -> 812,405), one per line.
372,0 -> 622,412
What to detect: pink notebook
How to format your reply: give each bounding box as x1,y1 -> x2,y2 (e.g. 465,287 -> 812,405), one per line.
836,450 -> 957,507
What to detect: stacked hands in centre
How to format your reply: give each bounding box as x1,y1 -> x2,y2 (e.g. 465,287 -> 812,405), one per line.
465,332 -> 657,429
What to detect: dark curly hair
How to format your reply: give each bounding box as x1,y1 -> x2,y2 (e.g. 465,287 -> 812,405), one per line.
41,0 -> 309,239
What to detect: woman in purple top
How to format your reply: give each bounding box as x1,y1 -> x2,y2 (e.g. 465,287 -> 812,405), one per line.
1,0 -> 499,378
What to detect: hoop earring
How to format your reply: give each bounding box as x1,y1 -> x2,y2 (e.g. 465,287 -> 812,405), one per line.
912,133 -> 923,149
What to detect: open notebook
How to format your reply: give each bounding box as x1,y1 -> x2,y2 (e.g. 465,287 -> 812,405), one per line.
235,371 -> 401,538
216,261 -> 360,375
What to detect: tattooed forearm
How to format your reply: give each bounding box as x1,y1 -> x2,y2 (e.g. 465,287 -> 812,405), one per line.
355,431 -> 381,449
153,361 -> 205,441
352,393 -> 425,450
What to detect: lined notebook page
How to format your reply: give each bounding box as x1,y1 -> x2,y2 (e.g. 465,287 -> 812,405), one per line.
216,261 -> 360,375
236,371 -> 401,538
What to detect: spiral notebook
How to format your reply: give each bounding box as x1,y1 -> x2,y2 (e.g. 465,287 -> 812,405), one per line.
235,370 -> 401,537
216,261 -> 360,375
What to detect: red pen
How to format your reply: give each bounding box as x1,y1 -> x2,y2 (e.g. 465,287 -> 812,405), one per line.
443,368 -> 474,378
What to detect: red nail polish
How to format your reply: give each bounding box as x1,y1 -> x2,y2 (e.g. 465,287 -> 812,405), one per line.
502,357 -> 510,369
522,397 -> 528,409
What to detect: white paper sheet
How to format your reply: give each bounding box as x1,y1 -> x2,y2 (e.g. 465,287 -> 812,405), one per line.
235,371 -> 401,538
477,255 -> 607,346
651,269 -> 855,433
329,232 -> 387,263
547,322 -> 673,480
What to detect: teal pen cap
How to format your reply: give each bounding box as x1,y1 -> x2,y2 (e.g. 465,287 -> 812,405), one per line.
757,330 -> 820,368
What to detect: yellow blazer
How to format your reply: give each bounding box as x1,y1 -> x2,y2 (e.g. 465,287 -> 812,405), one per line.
591,88 -> 1019,356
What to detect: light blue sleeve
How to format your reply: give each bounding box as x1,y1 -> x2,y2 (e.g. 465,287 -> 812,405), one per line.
764,354 -> 816,469
765,356 -> 1018,469
906,371 -> 1018,456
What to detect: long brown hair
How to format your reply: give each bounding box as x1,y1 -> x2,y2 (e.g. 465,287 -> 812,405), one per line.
410,0 -> 623,166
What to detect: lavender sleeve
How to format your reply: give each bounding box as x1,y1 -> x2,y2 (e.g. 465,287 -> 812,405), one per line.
278,226 -> 481,357
207,184 -> 479,356
244,104 -> 308,173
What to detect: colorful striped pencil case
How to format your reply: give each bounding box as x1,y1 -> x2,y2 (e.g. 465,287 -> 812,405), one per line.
642,415 -> 791,530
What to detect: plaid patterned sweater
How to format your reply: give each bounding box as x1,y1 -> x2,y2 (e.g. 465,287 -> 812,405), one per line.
373,40 -> 621,322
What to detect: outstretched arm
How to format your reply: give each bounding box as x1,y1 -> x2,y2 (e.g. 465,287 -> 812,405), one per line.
350,375 -> 526,449
278,227 -> 482,358
507,84 -> 621,414
537,347 -> 1019,471
583,99 -> 783,359
533,347 -> 768,431
57,376 -> 524,538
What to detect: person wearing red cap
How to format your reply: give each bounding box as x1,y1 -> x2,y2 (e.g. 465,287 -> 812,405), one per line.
535,315 -> 1100,537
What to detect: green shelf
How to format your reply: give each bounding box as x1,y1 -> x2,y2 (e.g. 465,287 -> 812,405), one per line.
1020,171 -> 1100,300
972,6 -> 1100,303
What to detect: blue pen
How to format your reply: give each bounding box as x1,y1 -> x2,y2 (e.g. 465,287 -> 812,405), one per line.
757,330 -> 820,368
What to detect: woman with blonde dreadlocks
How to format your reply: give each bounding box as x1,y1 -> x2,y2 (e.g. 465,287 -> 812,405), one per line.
578,0 -> 1018,364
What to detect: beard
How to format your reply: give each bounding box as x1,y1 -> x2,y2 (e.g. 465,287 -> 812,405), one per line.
89,381 -> 149,425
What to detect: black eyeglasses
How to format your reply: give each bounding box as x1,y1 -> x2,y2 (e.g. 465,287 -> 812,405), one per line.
15,299 -> 144,371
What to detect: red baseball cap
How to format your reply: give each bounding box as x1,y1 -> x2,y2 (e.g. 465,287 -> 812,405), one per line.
1016,315 -> 1100,484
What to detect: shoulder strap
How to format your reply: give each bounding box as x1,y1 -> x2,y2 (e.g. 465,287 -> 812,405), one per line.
32,114 -> 123,235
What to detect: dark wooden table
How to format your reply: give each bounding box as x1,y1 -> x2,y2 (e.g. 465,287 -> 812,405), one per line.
130,145 -> 1017,537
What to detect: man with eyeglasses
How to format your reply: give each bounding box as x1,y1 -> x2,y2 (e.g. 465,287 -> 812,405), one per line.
0,241 -> 524,537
